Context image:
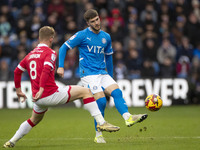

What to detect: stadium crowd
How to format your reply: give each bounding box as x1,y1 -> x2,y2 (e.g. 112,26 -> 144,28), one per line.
0,0 -> 200,103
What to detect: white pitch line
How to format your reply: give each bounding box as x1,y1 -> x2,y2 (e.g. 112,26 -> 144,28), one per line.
0,136 -> 200,141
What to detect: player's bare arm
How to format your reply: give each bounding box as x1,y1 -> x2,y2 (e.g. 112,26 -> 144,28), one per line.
33,87 -> 44,102
16,87 -> 27,103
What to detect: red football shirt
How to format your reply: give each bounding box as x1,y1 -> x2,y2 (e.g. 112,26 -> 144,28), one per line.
17,44 -> 58,98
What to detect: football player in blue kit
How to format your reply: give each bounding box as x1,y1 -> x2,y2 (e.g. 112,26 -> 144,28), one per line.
57,9 -> 148,143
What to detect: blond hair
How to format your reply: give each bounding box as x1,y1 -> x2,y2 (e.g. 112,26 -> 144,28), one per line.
39,26 -> 55,41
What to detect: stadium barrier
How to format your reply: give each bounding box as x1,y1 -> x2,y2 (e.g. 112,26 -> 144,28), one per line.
0,78 -> 188,109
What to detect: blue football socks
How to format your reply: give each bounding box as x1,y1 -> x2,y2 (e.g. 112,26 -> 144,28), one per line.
111,88 -> 129,115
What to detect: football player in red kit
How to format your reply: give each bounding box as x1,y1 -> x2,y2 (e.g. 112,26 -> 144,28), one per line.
3,26 -> 119,148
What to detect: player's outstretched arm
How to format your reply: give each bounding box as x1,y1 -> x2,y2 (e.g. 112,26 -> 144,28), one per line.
14,66 -> 27,102
57,43 -> 70,77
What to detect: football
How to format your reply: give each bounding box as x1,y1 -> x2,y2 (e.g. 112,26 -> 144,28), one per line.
145,94 -> 163,111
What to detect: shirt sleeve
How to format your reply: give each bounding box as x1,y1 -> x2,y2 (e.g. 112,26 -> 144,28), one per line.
59,31 -> 84,68
58,44 -> 70,68
14,57 -> 27,88
65,31 -> 84,49
104,34 -> 113,55
39,65 -> 52,88
105,54 -> 113,77
39,51 -> 56,88
44,51 -> 57,70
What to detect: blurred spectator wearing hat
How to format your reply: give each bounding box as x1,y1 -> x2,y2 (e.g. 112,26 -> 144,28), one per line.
176,56 -> 190,78
108,8 -> 125,29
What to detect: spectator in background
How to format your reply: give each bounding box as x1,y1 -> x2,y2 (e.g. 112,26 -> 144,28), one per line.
142,21 -> 158,41
108,8 -> 125,29
99,8 -> 109,32
140,3 -> 158,23
64,0 -> 77,19
47,0 -> 65,18
109,24 -> 124,42
159,56 -> 175,78
158,2 -> 173,22
17,5 -> 33,24
126,22 -> 143,37
171,16 -> 186,47
176,0 -> 190,16
65,49 -> 77,70
16,31 -> 32,51
125,48 -> 141,79
112,41 -> 124,52
0,36 -> 16,65
174,4 -> 184,18
191,0 -> 200,21
159,13 -> 170,30
93,0 -> 107,12
16,18 -> 31,39
142,38 -> 159,75
158,13 -> 174,44
123,31 -> 142,51
112,42 -> 126,78
176,56 -> 190,78
157,38 -> 177,65
193,42 -> 200,60
176,36 -> 193,61
126,39 -> 138,50
0,15 -> 11,37
141,20 -> 158,43
127,7 -> 139,24
30,15 -> 43,40
46,13 -> 63,36
33,0 -> 44,9
108,0 -> 126,13
34,6 -> 46,22
0,59 -> 10,81
113,51 -> 124,65
10,45 -> 29,80
143,38 -> 158,62
115,61 -> 127,80
141,59 -> 156,78
0,5 -> 14,27
76,0 -> 94,30
63,61 -> 73,79
63,17 -> 77,34
185,12 -> 200,47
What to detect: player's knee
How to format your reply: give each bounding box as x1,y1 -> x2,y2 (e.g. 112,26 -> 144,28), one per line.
84,87 -> 93,96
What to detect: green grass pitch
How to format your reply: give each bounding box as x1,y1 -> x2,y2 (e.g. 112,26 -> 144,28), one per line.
0,105 -> 199,150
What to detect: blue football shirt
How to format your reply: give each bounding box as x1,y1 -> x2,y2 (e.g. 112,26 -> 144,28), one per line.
64,27 -> 113,77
